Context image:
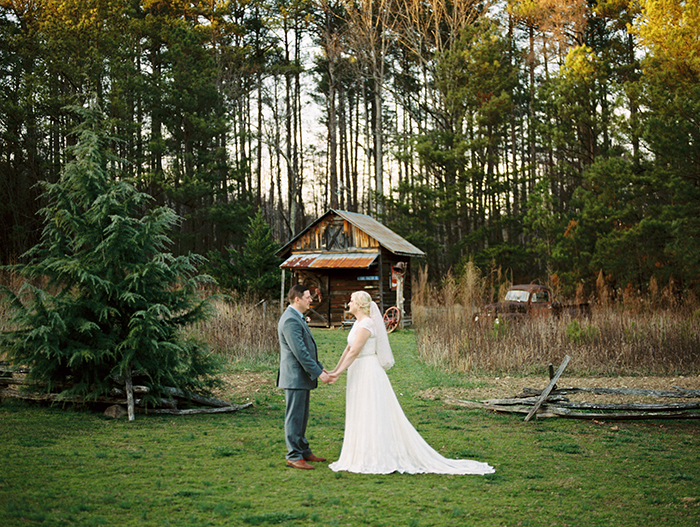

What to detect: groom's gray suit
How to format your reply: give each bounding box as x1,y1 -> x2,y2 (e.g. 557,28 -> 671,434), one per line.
277,305 -> 324,461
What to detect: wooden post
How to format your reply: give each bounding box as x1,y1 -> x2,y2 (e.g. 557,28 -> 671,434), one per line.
378,252 -> 384,313
548,362 -> 558,390
280,269 -> 286,316
396,273 -> 405,328
124,365 -> 135,422
524,355 -> 570,422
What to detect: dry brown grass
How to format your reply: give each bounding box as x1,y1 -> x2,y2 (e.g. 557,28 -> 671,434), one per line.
413,266 -> 700,376
188,296 -> 280,363
0,267 -> 26,361
4,266 -> 698,376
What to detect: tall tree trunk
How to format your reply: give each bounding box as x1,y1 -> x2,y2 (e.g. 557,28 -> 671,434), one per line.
374,83 -> 384,218
338,84 -> 348,210
257,69 -> 263,206
328,57 -> 339,209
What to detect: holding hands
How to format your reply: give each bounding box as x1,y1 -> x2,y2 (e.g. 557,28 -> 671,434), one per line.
321,293 -> 373,386
321,369 -> 340,384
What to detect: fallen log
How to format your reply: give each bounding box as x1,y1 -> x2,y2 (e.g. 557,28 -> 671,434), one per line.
0,377 -> 27,386
142,402 -> 253,415
0,365 -> 31,374
554,401 -> 700,411
449,355 -> 700,422
0,388 -> 177,409
447,396 -> 700,421
445,398 -> 558,419
110,386 -> 235,408
520,386 -> 700,398
543,406 -> 700,420
0,366 -> 245,418
1,379 -> 233,409
447,398 -> 530,412
0,388 -> 248,412
673,385 -> 700,396
162,387 -> 235,408
482,396 -> 569,406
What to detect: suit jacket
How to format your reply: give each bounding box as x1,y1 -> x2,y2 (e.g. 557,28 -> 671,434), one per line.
277,306 -> 323,390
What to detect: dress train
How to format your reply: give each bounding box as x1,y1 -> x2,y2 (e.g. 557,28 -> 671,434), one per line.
329,319 -> 495,475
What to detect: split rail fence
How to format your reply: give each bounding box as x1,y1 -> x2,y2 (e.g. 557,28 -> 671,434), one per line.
0,361 -> 251,420
448,355 -> 700,421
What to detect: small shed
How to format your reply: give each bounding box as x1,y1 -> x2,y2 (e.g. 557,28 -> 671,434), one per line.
276,209 -> 426,328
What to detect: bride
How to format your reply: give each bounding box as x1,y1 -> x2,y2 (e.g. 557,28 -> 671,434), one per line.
327,291 -> 495,475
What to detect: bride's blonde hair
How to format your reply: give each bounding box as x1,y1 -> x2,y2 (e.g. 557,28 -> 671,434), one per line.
351,291 -> 372,316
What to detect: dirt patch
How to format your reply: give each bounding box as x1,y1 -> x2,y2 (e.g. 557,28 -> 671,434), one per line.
214,372 -> 276,402
214,370 -> 700,406
419,375 -> 700,404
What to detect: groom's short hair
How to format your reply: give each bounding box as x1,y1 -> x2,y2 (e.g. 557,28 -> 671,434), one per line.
288,284 -> 309,304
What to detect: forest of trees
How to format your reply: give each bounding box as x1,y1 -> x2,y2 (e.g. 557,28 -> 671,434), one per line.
1,0 -> 698,299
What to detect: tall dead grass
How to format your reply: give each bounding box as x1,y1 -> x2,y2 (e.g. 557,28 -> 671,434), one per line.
413,266 -> 700,375
187,296 -> 280,364
0,268 -> 26,360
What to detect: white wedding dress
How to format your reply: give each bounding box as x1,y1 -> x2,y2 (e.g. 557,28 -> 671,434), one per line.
329,317 -> 495,475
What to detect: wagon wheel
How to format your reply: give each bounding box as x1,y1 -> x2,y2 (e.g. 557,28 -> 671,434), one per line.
383,306 -> 401,334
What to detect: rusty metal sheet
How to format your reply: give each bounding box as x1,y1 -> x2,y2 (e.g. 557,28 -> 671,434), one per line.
280,254 -> 321,268
280,252 -> 379,269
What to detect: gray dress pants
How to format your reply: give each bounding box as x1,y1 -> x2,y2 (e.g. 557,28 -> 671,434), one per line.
284,388 -> 311,460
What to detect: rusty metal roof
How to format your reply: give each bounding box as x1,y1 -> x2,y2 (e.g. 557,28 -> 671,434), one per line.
276,209 -> 426,258
280,252 -> 379,269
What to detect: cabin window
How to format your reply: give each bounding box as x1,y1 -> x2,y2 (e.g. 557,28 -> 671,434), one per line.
323,222 -> 348,250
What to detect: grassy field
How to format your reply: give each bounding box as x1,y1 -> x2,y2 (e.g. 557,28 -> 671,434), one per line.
1,329 -> 699,527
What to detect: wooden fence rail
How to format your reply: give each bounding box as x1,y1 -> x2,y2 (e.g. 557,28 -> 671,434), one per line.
0,362 -> 251,419
447,356 -> 700,421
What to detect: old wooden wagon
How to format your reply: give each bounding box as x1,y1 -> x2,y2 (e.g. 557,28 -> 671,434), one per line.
276,209 -> 425,329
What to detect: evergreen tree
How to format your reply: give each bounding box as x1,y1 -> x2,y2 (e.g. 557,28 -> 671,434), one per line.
0,105 -> 221,414
206,211 -> 281,298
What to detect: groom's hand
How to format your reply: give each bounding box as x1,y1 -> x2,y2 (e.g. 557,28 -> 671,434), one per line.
319,371 -> 331,384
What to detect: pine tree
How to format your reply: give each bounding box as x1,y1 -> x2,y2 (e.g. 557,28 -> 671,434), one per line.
238,211 -> 282,297
0,105 -> 221,418
206,211 -> 281,298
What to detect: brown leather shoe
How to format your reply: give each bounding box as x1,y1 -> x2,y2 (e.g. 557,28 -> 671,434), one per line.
304,454 -> 327,462
286,458 -> 315,470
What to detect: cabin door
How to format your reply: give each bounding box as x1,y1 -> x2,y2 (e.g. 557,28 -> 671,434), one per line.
297,271 -> 330,327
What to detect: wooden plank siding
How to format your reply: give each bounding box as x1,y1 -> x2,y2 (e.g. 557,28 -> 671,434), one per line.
289,216 -> 381,253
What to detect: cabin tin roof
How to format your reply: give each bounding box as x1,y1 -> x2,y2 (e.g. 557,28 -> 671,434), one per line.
280,252 -> 379,269
276,209 -> 426,259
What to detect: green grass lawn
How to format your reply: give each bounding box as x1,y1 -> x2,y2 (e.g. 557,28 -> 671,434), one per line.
1,329 -> 698,526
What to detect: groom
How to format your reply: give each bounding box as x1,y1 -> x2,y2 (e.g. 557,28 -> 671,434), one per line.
277,284 -> 330,470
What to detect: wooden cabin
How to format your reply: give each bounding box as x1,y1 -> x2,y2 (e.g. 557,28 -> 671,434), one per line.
276,210 -> 426,328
